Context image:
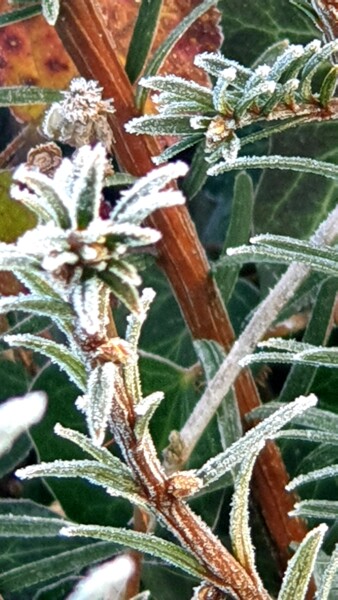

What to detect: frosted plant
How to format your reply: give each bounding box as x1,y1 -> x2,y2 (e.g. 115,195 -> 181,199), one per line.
0,144 -> 187,443
127,40 -> 338,176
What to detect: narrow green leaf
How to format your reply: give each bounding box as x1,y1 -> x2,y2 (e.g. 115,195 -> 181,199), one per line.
135,0 -> 218,108
152,135 -> 203,165
208,155 -> 338,180
0,4 -> 41,26
0,87 -> 62,106
4,334 -> 87,391
196,394 -> 317,487
126,0 -> 163,83
230,440 -> 266,591
279,277 -> 338,403
290,499 -> 338,520
0,514 -> 69,537
54,424 -> 129,470
124,287 -> 156,403
12,165 -> 71,229
14,267 -> 62,299
111,162 -> 187,224
98,270 -> 140,314
0,541 -> 118,593
140,75 -> 213,105
61,524 -> 205,580
242,339 -> 338,370
287,465 -> 338,492
182,140 -> 208,200
277,524 -> 327,600
41,0 -> 60,25
126,114 -> 196,137
214,171 -> 254,304
74,144 -> 106,229
0,294 -> 74,337
300,40 -> 338,98
16,459 -> 149,511
316,545 -> 338,600
246,403 -> 338,436
275,429 -> 338,444
84,362 -> 117,446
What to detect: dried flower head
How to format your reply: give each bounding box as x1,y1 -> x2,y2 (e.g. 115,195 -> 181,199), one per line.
43,78 -> 115,150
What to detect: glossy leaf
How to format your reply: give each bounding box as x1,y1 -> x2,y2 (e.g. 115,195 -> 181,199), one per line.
125,0 -> 163,83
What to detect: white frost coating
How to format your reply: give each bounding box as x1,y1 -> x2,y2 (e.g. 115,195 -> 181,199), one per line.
254,64 -> 271,78
197,394 -> 317,485
0,392 -> 47,455
220,67 -> 237,81
85,362 -> 117,446
66,555 -> 134,600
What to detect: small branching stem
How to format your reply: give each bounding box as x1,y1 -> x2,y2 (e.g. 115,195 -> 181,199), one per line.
110,374 -> 271,600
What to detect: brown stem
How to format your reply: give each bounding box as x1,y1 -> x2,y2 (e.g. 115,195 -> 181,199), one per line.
111,376 -> 271,600
55,0 -> 309,575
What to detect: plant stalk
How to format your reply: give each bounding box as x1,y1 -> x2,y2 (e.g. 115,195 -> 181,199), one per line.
55,0 -> 309,572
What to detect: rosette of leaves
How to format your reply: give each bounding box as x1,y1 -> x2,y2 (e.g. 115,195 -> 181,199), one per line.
126,39 -> 338,175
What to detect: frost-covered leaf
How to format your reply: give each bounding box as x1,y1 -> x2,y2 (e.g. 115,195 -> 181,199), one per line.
287,465 -> 338,492
54,424 -> 128,471
60,524 -> 205,580
229,440 -> 265,590
71,278 -> 110,339
12,164 -> 71,229
110,162 -> 188,225
0,294 -> 74,337
134,391 -> 164,439
124,287 -> 156,403
0,514 -> 69,537
80,362 -> 117,446
0,392 -> 46,456
4,333 -> 87,391
196,394 -> 317,487
73,144 -> 106,230
17,459 -> 148,510
241,338 -> 338,370
290,499 -> 338,520
316,545 -> 338,600
277,524 -> 328,600
224,233 -> 338,276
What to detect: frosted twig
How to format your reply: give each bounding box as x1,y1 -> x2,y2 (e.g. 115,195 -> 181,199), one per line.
174,202 -> 338,467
